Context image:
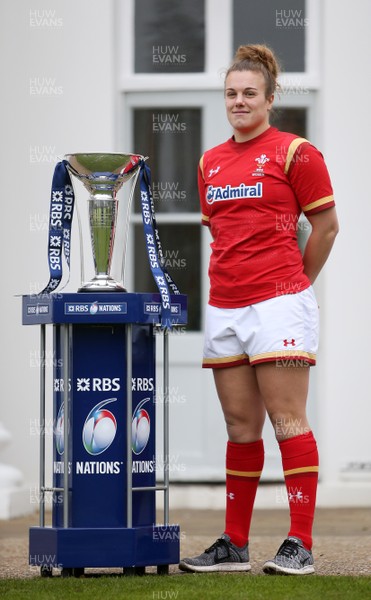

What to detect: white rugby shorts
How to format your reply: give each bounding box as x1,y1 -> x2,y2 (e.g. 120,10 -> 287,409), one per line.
202,287 -> 319,368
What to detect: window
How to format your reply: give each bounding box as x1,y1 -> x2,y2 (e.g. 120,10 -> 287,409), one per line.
132,107 -> 202,330
133,108 -> 201,213
134,223 -> 201,330
271,107 -> 307,137
233,0 -> 306,72
134,0 -> 205,73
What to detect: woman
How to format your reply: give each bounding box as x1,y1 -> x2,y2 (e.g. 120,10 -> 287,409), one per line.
179,44 -> 339,575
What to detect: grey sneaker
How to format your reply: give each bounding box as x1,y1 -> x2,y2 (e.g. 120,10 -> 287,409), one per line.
179,534 -> 251,573
263,536 -> 314,575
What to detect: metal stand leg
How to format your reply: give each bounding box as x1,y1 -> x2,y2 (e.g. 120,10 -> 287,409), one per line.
126,324 -> 133,528
38,328 -> 50,578
62,324 -> 71,528
39,325 -> 46,528
61,324 -> 82,578
157,328 -> 170,576
163,328 -> 169,525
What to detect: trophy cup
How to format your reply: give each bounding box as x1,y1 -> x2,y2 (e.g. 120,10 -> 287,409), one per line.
64,152 -> 143,292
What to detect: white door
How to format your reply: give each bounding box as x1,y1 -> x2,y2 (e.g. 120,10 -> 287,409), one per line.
121,90 -> 316,481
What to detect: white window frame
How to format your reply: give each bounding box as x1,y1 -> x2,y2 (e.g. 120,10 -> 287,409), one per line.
118,89 -> 228,323
115,0 -> 321,90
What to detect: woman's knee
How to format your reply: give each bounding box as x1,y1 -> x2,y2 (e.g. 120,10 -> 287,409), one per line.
267,409 -> 310,441
224,408 -> 265,443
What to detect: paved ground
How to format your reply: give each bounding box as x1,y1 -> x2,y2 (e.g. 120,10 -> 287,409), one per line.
1,507 -> 370,578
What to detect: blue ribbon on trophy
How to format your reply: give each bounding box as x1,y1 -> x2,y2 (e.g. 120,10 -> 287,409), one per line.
40,160 -> 75,294
41,156 -> 180,329
138,160 -> 180,329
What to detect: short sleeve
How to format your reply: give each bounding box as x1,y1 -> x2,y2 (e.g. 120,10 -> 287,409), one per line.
198,154 -> 210,226
286,141 -> 335,215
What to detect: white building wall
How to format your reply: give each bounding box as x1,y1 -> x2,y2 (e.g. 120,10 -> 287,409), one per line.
316,0 -> 371,503
0,0 -> 370,515
0,0 -> 115,515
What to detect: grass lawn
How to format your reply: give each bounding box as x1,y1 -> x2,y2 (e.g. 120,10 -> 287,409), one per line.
1,574 -> 371,600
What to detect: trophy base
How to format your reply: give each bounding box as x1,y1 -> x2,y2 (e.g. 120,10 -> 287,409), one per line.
78,277 -> 127,293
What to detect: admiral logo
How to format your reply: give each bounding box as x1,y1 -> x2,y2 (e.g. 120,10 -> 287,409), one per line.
206,182 -> 262,204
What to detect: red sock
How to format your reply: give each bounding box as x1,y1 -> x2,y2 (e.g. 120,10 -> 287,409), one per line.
279,431 -> 319,550
224,439 -> 264,547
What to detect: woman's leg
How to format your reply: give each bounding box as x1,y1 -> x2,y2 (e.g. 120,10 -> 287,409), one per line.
255,363 -> 319,552
214,364 -> 266,546
213,363 -> 266,443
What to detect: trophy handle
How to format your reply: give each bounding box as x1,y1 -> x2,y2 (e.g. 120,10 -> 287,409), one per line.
121,168 -> 141,287
75,200 -> 85,288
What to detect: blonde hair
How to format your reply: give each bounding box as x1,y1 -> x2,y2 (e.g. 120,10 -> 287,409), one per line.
225,44 -> 280,97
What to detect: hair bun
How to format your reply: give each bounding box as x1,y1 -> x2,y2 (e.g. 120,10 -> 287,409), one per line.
234,44 -> 279,79
226,44 -> 280,96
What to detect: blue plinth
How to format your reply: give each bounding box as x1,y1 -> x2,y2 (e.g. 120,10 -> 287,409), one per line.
29,525 -> 180,568
23,292 -> 187,573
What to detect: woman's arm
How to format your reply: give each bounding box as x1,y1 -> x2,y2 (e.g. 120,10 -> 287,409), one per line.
302,206 -> 339,284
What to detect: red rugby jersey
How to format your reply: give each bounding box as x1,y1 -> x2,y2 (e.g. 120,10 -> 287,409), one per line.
199,127 -> 335,308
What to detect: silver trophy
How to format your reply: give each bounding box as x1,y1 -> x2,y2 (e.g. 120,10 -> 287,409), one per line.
65,153 -> 143,292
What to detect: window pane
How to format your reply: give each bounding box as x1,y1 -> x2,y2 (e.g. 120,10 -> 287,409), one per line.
133,108 -> 201,213
233,0 -> 306,72
270,108 -> 308,249
135,0 -> 205,73
271,107 -> 307,137
134,224 -> 201,331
